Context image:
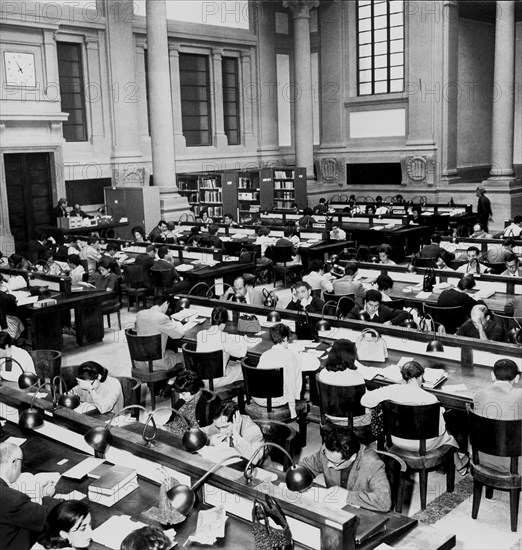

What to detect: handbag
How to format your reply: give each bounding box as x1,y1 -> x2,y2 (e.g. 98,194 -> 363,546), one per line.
422,267 -> 437,292
262,288 -> 279,308
252,495 -> 294,550
295,308 -> 316,341
370,404 -> 385,438
238,314 -> 261,333
355,328 -> 388,363
239,248 -> 255,263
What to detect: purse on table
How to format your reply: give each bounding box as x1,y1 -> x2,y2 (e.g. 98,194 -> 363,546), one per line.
252,495 -> 294,550
355,328 -> 388,363
238,314 -> 261,333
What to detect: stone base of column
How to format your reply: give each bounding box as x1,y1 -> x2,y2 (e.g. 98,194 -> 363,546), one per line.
159,189 -> 191,221
215,134 -> 229,149
440,171 -> 461,185
0,234 -> 15,256
481,177 -> 521,233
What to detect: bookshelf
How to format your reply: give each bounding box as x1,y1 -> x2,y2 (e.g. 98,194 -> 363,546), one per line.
177,167 -> 307,221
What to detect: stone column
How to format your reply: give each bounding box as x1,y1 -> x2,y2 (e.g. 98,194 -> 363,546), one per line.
283,0 -> 319,180
106,0 -> 142,182
146,0 -> 189,219
212,48 -> 228,148
168,44 -> 186,152
488,0 -> 516,180
135,40 -> 149,139
84,36 -> 105,140
440,1 -> 460,184
240,50 -> 255,149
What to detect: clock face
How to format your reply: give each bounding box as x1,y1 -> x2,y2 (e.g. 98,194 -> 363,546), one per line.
4,52 -> 36,87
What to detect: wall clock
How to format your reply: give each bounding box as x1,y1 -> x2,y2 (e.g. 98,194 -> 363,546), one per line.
4,52 -> 36,87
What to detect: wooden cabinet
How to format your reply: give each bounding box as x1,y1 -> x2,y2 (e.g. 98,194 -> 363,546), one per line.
104,186 -> 160,235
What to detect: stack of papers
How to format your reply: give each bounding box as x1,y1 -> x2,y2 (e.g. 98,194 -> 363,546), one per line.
91,515 -> 149,550
62,457 -> 104,480
171,309 -> 198,321
176,264 -> 194,272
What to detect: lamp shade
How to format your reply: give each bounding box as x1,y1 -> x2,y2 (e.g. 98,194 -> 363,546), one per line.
167,455 -> 241,515
507,327 -> 522,345
315,300 -> 338,332
177,297 -> 191,310
52,375 -> 80,410
142,407 -> 208,452
18,381 -> 54,430
243,442 -> 314,493
426,339 -> 444,353
267,310 -> 281,323
401,319 -> 418,329
0,357 -> 39,389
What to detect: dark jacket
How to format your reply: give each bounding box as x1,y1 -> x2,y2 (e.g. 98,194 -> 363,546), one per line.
347,304 -> 409,325
0,291 -> 17,330
300,444 -> 392,512
0,478 -> 50,550
134,253 -> 155,289
51,205 -> 67,222
286,296 -> 325,315
436,289 -> 482,318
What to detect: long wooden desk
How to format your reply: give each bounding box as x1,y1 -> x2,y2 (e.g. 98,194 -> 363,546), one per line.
0,385 -> 437,550
173,296 -> 522,411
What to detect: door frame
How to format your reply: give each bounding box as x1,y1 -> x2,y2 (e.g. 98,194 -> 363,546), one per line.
0,144 -> 65,254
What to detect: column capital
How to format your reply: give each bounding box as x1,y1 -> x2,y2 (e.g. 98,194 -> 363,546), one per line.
43,30 -> 57,44
135,39 -> 147,51
283,0 -> 319,19
241,49 -> 252,60
168,43 -> 180,55
212,48 -> 224,59
84,36 -> 99,49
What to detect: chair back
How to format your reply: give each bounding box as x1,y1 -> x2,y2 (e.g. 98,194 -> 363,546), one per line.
386,298 -> 405,310
254,419 -> 297,469
414,257 -> 438,268
322,292 -> 344,305
316,380 -> 366,428
382,401 -> 441,455
150,268 -> 175,289
423,304 -> 466,334
59,365 -> 80,391
115,376 -> 140,410
125,328 -> 163,373
467,408 -> 522,462
200,389 -> 221,427
241,360 -> 284,412
483,262 -> 505,275
270,245 -> 294,264
123,264 -> 145,287
28,349 -> 62,382
181,342 -> 224,391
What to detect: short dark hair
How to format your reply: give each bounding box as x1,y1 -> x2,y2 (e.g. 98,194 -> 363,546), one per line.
269,323 -> 291,344
401,361 -> 424,381
344,262 -> 358,277
493,359 -> 520,381
375,273 -> 394,291
105,242 -> 119,253
411,205 -> 422,214
68,254 -> 81,267
211,306 -> 229,326
377,244 -> 392,257
78,361 -> 108,383
283,226 -> 295,238
97,256 -> 116,272
256,226 -> 270,237
308,259 -> 324,273
324,339 -> 357,372
324,428 -> 360,460
146,244 -> 156,254
208,224 -> 219,236
504,238 -> 516,248
0,331 -> 12,349
38,500 -> 90,549
514,216 -> 522,224
212,401 -> 239,422
295,280 -> 312,292
467,246 -> 480,254
157,220 -> 167,227
224,213 -> 234,220
120,526 -> 172,550
157,245 -> 169,259
131,226 -> 145,237
504,253 -> 519,265
430,233 -> 442,244
173,370 -> 203,394
87,236 -> 99,245
458,274 -> 476,291
365,289 -> 382,303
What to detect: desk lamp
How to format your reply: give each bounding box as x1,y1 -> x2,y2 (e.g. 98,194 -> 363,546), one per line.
0,357 -> 39,389
422,314 -> 444,353
176,297 -> 191,310
141,406 -> 208,452
316,301 -> 339,332
267,310 -> 281,323
492,313 -> 522,345
336,296 -> 355,320
84,405 -> 150,456
19,381 -> 56,429
187,282 -> 210,298
166,455 -> 242,515
206,283 -> 234,301
243,442 -> 313,492
52,375 -> 80,410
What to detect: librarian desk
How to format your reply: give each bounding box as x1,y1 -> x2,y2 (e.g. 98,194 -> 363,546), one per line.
17,289 -> 106,351
0,389 -> 455,550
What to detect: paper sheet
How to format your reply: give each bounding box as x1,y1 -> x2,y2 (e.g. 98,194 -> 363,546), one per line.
62,457 -> 104,480
91,515 -> 149,550
76,402 -> 97,414
188,505 -> 227,545
55,490 -> 86,501
3,436 -> 27,446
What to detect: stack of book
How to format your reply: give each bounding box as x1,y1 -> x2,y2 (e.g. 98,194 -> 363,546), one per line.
88,465 -> 138,507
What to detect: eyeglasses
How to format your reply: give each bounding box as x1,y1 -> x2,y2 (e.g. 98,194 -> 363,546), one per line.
322,448 -> 349,468
12,458 -> 28,467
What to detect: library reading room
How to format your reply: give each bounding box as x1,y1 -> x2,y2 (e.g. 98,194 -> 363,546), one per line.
0,1 -> 521,550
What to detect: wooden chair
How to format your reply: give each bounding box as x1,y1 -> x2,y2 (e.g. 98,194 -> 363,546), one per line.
322,293 -> 355,317
122,264 -> 153,311
181,342 -> 245,412
241,356 -> 309,447
316,379 -> 366,434
423,303 -> 467,334
380,401 -> 455,510
102,277 -> 122,330
269,246 -> 302,288
28,349 -> 62,383
253,419 -> 297,470
375,449 -> 408,514
125,328 -> 182,410
59,365 -> 140,419
483,261 -> 506,275
467,408 -> 521,532
150,268 -> 175,296
413,257 -> 438,268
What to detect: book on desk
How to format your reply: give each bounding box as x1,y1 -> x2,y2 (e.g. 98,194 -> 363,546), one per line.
357,364 -> 447,389
87,465 -> 138,507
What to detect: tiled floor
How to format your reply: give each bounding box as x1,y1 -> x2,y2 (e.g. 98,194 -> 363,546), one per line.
59,285 -> 520,549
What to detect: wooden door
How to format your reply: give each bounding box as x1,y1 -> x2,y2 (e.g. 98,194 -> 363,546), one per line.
4,153 -> 53,251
